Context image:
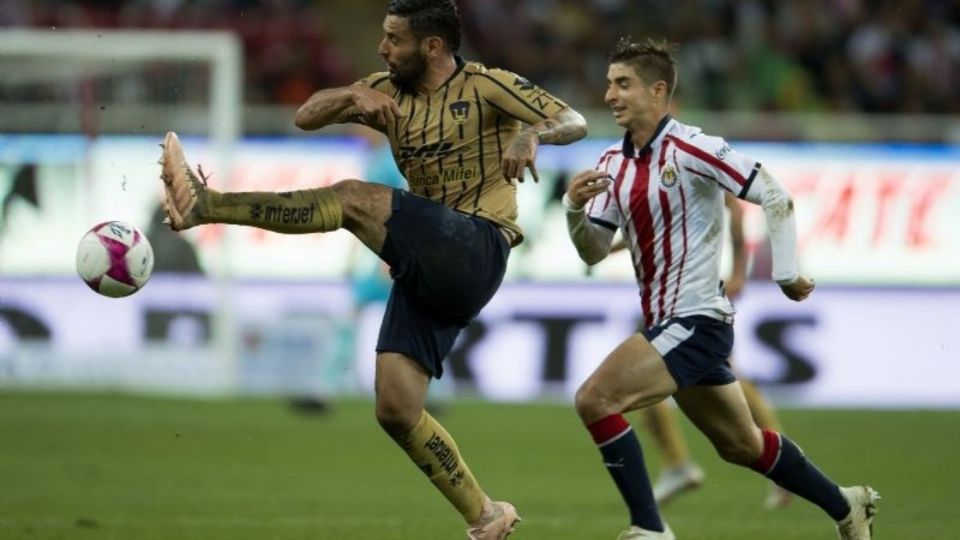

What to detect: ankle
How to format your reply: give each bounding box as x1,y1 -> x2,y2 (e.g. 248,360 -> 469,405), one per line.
469,495 -> 494,525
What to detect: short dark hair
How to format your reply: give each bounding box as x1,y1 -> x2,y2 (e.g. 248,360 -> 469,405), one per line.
387,0 -> 462,54
609,37 -> 678,99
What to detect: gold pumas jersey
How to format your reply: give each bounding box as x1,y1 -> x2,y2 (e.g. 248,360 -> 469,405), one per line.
354,59 -> 569,245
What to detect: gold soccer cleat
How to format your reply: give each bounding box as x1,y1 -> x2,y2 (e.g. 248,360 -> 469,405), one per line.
466,501 -> 520,540
158,131 -> 210,231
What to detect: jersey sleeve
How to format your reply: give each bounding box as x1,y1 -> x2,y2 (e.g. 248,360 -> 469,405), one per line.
356,71 -> 394,93
586,153 -> 621,231
475,68 -> 569,124
671,134 -> 761,200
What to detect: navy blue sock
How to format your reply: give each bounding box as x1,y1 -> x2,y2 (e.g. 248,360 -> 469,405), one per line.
588,414 -> 664,531
751,430 -> 851,521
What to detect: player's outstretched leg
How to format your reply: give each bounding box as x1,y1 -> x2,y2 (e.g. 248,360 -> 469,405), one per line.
675,383 -> 879,538
158,131 -> 390,252
375,352 -> 519,540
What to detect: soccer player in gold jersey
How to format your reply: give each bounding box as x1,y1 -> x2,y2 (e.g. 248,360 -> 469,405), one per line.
158,1 -> 586,538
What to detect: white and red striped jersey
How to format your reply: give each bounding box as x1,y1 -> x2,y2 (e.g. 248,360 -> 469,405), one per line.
587,115 -> 762,329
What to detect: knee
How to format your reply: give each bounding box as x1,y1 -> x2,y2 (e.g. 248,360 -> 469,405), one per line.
714,433 -> 764,466
331,179 -> 365,206
374,395 -> 421,438
574,379 -> 619,424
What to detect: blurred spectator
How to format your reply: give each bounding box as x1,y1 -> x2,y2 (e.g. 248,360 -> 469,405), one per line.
460,0 -> 960,114
3,0 -> 958,114
1,0 -> 353,106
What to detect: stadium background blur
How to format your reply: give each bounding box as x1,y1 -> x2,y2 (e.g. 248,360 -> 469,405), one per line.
1,1 -> 959,539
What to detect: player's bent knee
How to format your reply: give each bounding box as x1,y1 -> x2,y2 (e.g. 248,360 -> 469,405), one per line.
715,438 -> 763,466
374,398 -> 421,438
575,380 -> 619,424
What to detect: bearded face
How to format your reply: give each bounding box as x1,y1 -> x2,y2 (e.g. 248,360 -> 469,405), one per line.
379,15 -> 429,91
388,46 -> 428,89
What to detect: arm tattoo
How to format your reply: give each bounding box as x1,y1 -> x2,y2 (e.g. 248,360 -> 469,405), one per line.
525,108 -> 588,145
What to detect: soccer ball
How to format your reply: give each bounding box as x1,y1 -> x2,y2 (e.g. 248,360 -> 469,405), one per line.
76,221 -> 154,298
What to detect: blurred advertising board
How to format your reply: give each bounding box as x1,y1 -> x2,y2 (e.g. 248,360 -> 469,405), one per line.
2,135 -> 959,284
1,276 -> 957,407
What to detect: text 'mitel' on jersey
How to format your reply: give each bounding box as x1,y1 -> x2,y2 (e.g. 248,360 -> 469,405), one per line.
352,58 -> 569,245
588,115 -> 763,329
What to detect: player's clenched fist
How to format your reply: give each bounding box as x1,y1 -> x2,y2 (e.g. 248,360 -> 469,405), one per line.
565,170 -> 612,209
779,275 -> 815,302
350,84 -> 403,128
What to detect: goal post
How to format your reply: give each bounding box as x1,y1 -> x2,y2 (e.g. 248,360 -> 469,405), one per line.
0,29 -> 242,150
0,29 -> 244,394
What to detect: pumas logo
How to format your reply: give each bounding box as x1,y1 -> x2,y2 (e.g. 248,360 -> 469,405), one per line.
660,165 -> 679,190
449,101 -> 470,124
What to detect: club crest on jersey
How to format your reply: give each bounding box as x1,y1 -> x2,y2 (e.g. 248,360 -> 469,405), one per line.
449,101 -> 470,124
660,165 -> 679,190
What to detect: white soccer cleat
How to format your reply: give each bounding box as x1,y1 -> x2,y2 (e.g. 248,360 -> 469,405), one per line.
836,485 -> 880,540
466,501 -> 520,540
653,462 -> 705,506
616,523 -> 675,539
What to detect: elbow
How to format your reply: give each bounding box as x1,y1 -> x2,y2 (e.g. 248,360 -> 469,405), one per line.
579,249 -> 607,266
570,109 -> 589,141
294,108 -> 314,131
558,107 -> 589,143
763,194 -> 794,223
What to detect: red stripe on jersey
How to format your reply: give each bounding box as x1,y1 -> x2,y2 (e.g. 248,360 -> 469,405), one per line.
590,150 -> 622,214
658,138 -> 671,170
611,156 -> 631,217
667,135 -> 746,186
628,153 -> 656,328
596,149 -> 620,169
670,181 -> 689,317
656,187 -> 674,322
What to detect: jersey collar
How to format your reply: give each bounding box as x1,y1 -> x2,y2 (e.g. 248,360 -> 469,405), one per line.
622,114 -> 674,158
434,55 -> 466,93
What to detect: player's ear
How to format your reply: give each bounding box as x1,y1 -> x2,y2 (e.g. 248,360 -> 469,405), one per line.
651,80 -> 670,102
422,35 -> 444,57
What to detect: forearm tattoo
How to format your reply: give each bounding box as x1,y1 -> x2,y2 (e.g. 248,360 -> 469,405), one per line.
527,108 -> 587,145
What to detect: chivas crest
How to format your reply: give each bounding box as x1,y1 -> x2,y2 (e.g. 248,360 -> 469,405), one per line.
660,165 -> 679,189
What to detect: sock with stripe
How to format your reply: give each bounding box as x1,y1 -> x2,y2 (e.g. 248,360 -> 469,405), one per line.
395,411 -> 486,523
750,429 -> 851,521
588,414 -> 664,532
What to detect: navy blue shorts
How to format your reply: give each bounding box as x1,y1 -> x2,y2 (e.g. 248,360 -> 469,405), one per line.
643,315 -> 736,389
376,190 -> 510,378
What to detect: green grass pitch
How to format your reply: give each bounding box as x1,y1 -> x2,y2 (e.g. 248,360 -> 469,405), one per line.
1,391 -> 957,539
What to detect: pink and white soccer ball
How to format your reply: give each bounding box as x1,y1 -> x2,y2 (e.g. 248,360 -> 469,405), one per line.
76,221 -> 154,298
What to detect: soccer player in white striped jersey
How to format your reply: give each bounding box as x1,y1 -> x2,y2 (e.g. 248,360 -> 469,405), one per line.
564,37 -> 879,540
